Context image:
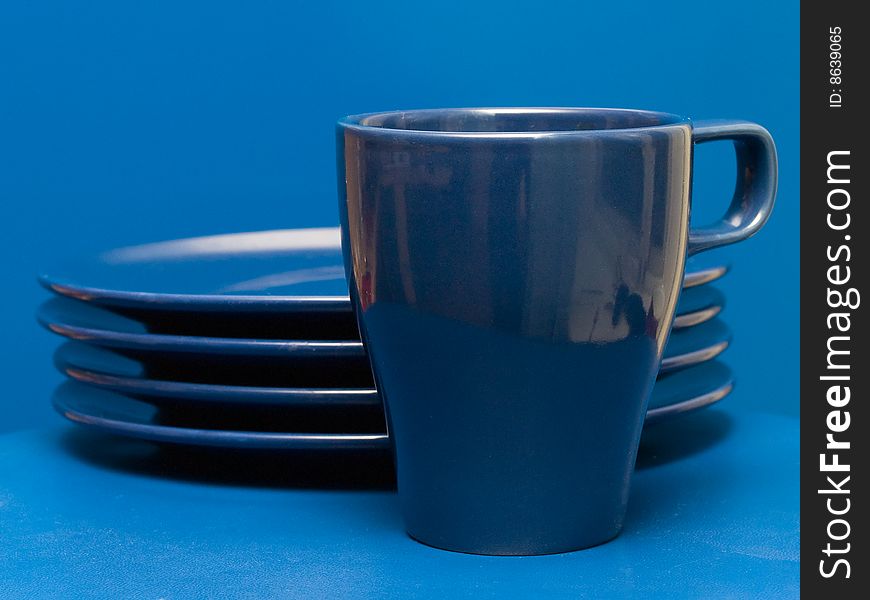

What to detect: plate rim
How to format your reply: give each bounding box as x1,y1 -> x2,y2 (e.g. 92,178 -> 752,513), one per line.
37,299 -> 728,360
52,366 -> 734,450
42,315 -> 729,364
39,227 -> 729,313
54,342 -> 731,406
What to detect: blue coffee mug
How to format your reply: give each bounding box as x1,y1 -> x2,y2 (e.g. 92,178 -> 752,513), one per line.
337,108 -> 776,555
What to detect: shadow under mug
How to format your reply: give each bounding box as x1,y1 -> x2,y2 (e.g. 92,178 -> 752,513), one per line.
337,108 -> 776,555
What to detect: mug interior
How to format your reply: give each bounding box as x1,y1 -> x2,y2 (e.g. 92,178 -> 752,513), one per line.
351,108 -> 685,133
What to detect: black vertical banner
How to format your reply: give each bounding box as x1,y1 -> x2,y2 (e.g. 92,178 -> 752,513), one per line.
801,1 -> 868,596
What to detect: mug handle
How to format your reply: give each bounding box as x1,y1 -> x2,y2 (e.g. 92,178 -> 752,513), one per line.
688,120 -> 778,255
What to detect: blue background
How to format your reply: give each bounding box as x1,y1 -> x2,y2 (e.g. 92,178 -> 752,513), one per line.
1,0 -> 798,433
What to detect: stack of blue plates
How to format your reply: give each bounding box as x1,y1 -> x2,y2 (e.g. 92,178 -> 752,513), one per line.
39,228 -> 734,452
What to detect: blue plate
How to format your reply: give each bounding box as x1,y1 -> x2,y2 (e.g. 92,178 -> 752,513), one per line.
37,295 -> 729,367
646,360 -> 734,424
660,318 -> 731,371
53,382 -> 390,450
673,285 -> 724,329
38,298 -> 366,359
55,342 -> 730,411
52,362 -> 734,450
55,343 -> 382,408
40,228 -> 728,315
684,262 -> 729,288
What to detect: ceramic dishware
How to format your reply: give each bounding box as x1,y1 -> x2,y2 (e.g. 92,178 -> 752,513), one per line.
338,108 -> 776,554
672,286 -> 724,329
38,299 -> 729,371
52,362 -> 734,449
54,341 -> 731,417
37,298 -> 366,360
39,228 -> 726,324
53,382 -> 390,451
54,343 -> 382,408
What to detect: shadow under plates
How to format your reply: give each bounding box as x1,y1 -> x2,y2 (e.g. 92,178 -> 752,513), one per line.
59,427 -> 397,491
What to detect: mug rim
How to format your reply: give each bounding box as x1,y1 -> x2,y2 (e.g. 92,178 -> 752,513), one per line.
338,107 -> 690,139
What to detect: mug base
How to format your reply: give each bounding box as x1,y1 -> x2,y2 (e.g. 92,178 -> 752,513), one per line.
405,524 -> 624,556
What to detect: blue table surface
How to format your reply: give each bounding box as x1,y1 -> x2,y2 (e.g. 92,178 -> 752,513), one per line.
0,399 -> 798,599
